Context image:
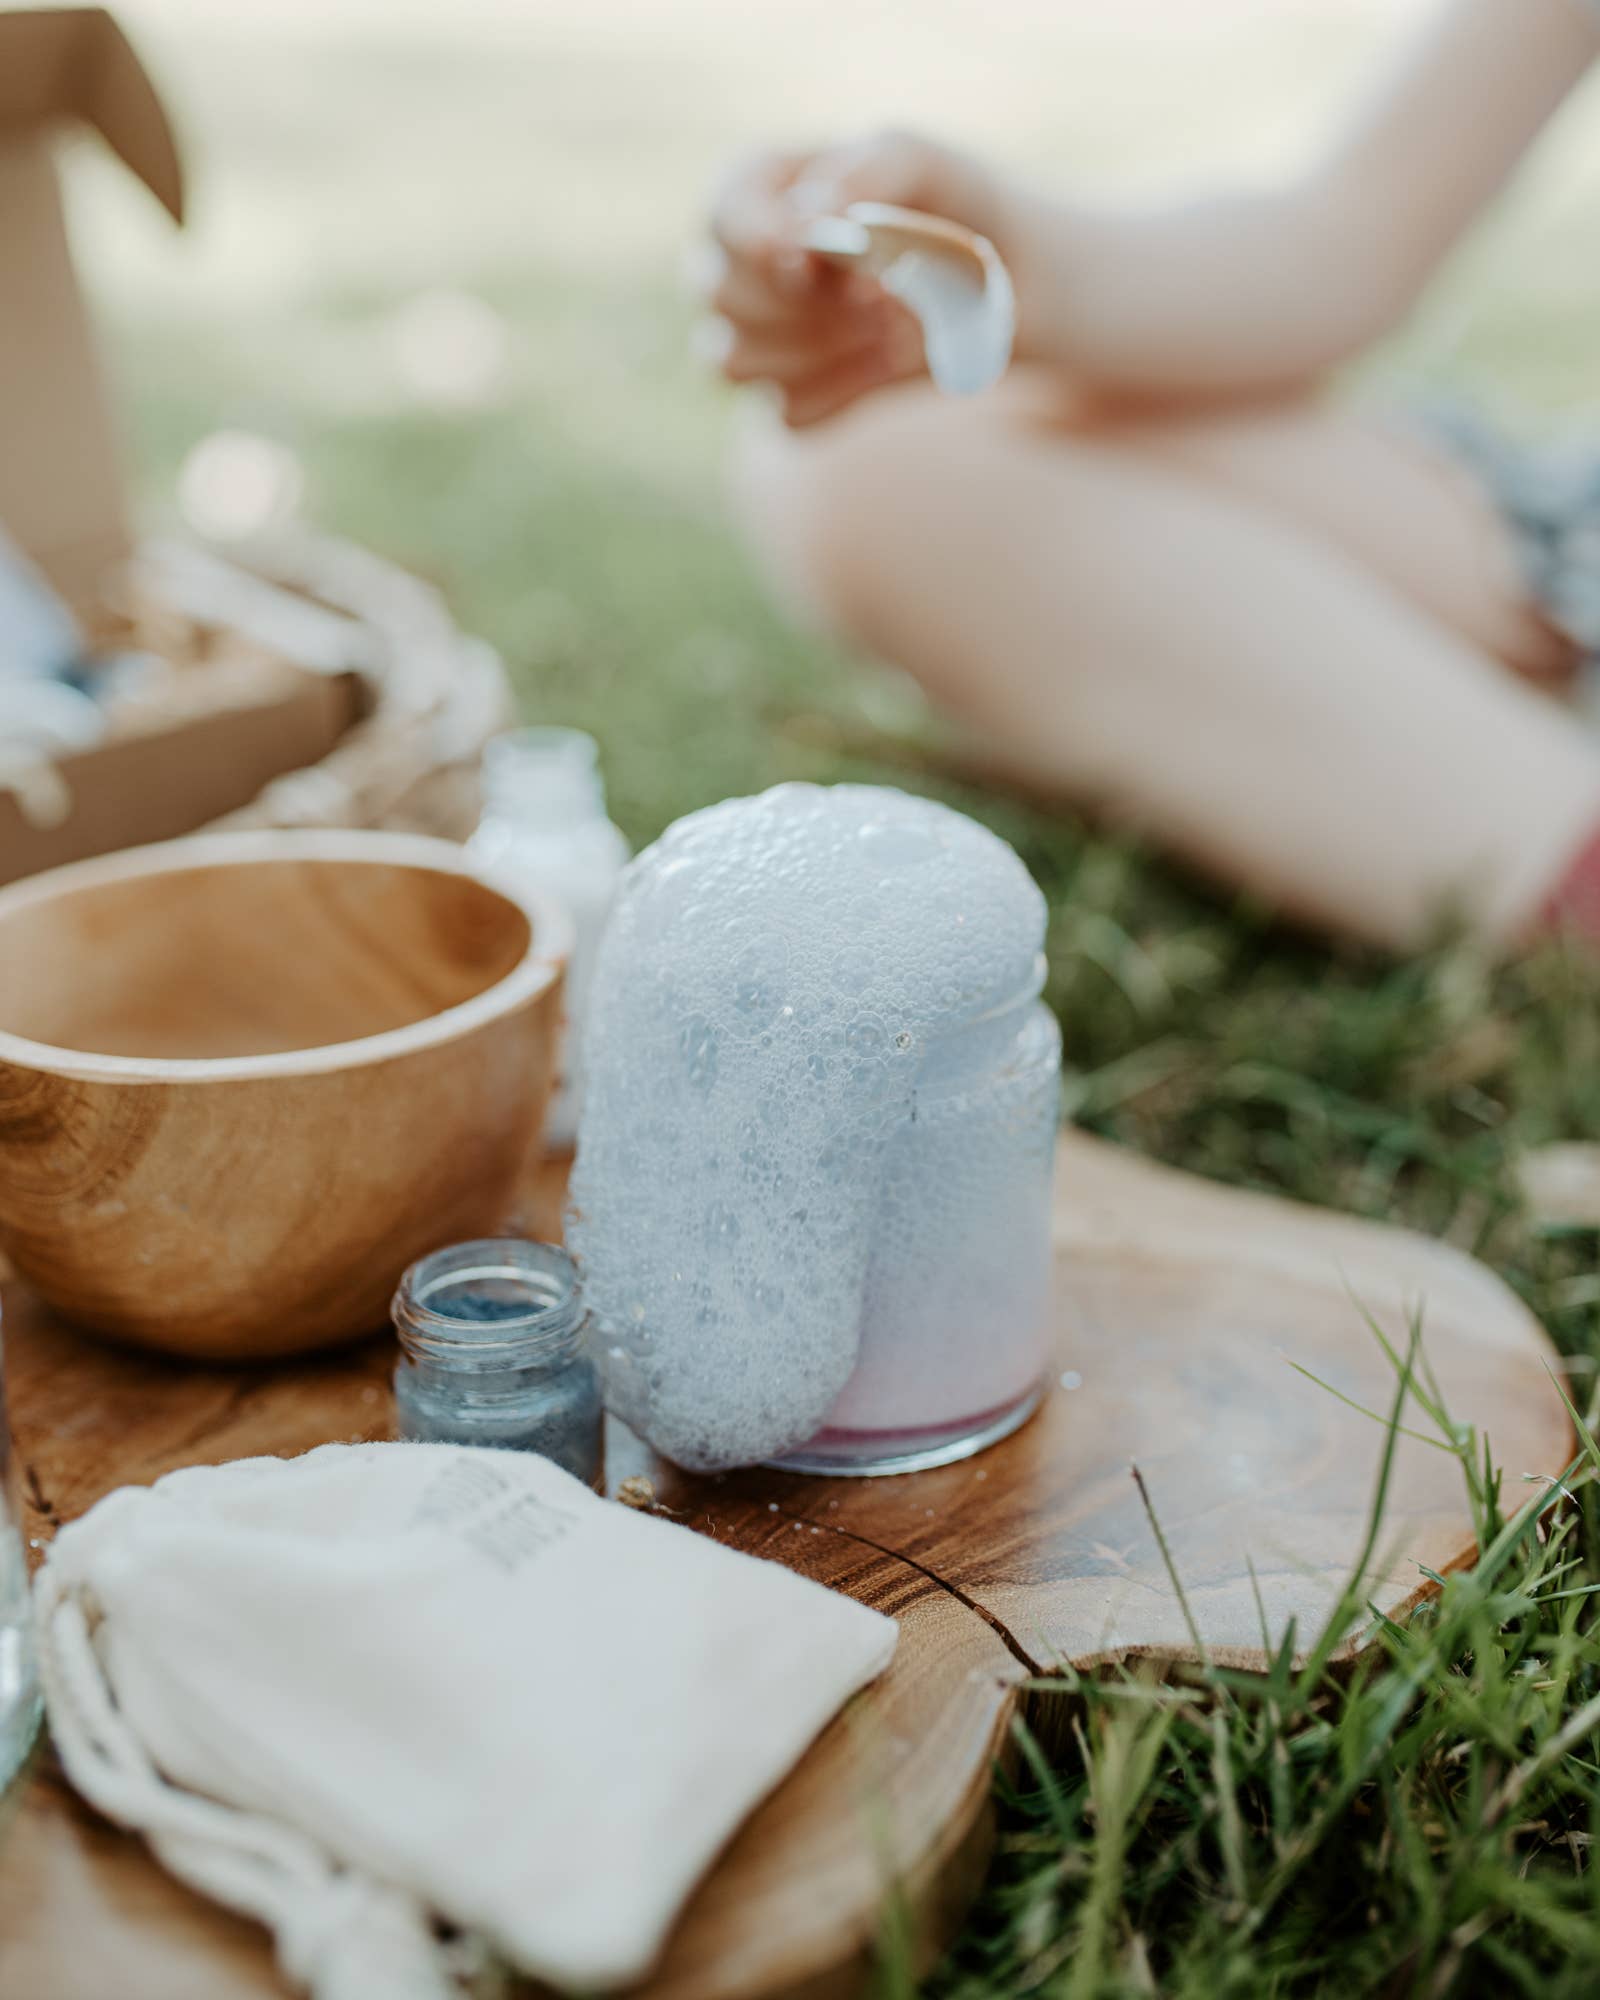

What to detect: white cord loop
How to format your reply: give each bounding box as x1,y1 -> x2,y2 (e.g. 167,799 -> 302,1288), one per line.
33,1564 -> 467,2000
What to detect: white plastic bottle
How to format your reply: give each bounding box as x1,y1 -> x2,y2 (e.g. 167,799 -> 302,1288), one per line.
469,727 -> 630,1150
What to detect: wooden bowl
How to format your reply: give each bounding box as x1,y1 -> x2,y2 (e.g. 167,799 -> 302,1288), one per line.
0,830 -> 571,1358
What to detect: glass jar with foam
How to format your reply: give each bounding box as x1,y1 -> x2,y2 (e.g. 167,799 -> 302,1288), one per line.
569,783 -> 1061,1477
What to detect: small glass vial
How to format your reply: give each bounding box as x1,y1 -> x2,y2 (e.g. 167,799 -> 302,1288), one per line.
392,1240 -> 602,1487
469,728 -> 630,1151
0,1302 -> 41,1796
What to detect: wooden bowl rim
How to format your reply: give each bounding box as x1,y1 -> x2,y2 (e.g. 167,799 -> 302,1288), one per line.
0,829 -> 575,1085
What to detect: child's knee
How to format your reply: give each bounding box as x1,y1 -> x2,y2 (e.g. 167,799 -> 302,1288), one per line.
727,383 -> 987,640
727,404 -> 841,634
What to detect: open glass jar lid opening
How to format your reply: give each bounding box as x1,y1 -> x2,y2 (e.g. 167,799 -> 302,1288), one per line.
392,1240 -> 585,1371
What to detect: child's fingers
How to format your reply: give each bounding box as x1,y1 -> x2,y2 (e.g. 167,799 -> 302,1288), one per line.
707,148 -> 819,311
717,302 -> 896,385
781,318 -> 925,428
707,147 -> 804,247
688,235 -> 799,327
697,244 -> 815,329
697,135 -> 964,417
788,129 -> 970,231
698,247 -> 871,335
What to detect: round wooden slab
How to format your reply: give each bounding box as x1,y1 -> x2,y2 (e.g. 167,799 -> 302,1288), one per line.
0,1135 -> 1571,2000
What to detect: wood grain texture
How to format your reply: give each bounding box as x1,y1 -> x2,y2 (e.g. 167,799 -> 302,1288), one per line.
698,1137 -> 1576,1675
0,1134 -> 1572,2000
0,831 -> 570,1357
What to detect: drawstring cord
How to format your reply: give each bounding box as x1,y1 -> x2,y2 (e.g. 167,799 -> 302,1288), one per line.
32,1562 -> 486,2000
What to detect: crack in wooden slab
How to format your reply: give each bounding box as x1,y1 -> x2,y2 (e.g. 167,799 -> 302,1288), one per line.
774,1505 -> 1042,1677
22,1459 -> 59,1535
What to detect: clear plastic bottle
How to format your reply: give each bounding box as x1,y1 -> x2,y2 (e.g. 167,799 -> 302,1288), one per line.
0,1307 -> 41,1794
469,728 -> 629,1150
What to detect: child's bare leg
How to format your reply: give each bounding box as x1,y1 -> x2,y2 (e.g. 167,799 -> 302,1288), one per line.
1113,399 -> 1571,683
733,377 -> 1600,951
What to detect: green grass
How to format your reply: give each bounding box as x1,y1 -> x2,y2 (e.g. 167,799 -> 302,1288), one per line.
935,1353 -> 1600,2000
84,12 -> 1600,1992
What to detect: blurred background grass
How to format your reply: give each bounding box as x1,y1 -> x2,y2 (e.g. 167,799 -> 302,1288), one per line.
68,0 -> 1600,1333
84,0 -> 1600,839
81,0 -> 1600,828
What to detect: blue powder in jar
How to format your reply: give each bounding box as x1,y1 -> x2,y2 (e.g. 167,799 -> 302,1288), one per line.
431,1291 -> 547,1326
391,1242 -> 602,1486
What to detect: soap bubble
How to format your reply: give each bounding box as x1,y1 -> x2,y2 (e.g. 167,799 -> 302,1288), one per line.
729,934 -> 788,1035
568,783 -> 1053,1473
704,1201 -> 741,1248
831,943 -> 875,994
676,1014 -> 719,1092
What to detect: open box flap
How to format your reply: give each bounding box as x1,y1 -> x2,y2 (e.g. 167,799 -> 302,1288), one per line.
0,8 -> 185,222
0,7 -> 183,609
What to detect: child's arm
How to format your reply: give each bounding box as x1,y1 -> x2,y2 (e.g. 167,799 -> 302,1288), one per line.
704,0 -> 1600,422
1007,0 -> 1600,398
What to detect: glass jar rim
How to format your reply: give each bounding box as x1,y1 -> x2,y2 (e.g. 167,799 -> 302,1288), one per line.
393,1239 -> 586,1366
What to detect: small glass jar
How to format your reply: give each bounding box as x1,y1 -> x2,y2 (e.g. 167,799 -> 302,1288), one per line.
392,1240 -> 602,1487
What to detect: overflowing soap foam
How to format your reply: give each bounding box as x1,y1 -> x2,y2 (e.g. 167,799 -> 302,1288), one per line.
567,783 -> 1051,1473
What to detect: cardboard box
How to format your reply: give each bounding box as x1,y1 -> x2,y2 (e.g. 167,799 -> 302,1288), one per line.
0,671 -> 360,886
0,7 -> 360,886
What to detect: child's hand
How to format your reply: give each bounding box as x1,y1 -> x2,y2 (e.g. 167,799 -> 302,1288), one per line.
697,130 -> 1013,427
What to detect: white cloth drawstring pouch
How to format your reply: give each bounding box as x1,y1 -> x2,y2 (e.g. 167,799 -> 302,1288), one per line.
34,1442 -> 897,1999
